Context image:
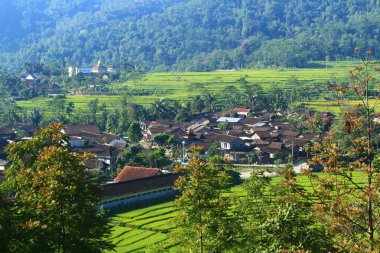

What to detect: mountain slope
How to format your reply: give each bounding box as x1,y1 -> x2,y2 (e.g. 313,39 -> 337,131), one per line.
1,0 -> 380,72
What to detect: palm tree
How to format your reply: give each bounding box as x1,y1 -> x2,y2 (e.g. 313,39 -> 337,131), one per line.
29,108 -> 43,127
151,98 -> 178,119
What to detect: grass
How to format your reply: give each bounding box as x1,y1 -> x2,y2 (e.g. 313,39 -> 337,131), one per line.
107,170 -> 366,252
17,61 -> 361,113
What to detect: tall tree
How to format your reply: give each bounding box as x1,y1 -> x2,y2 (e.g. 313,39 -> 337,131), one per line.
173,150 -> 238,252
307,48 -> 380,252
127,121 -> 142,143
29,108 -> 43,127
234,167 -> 334,252
5,123 -> 113,252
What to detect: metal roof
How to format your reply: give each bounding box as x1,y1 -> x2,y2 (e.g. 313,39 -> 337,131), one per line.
217,117 -> 242,123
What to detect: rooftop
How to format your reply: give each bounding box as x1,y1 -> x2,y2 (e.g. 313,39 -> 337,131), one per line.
114,166 -> 161,183
235,108 -> 251,113
102,174 -> 179,199
217,117 -> 242,123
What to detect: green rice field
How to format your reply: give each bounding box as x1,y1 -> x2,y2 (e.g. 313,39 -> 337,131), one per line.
306,99 -> 380,114
17,61 -> 362,112
108,171 -> 366,252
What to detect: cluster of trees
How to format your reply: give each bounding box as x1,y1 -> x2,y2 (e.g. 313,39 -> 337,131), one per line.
173,153 -> 334,252
0,123 -> 113,252
1,0 -> 380,71
116,144 -> 172,170
0,89 -> 18,129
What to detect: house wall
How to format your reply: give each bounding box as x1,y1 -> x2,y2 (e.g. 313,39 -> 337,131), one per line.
69,139 -> 83,148
109,138 -> 127,147
237,112 -> 249,116
293,162 -> 309,173
78,67 -> 92,74
100,187 -> 175,209
220,142 -> 230,150
98,156 -> 111,165
0,164 -> 10,172
252,133 -> 260,140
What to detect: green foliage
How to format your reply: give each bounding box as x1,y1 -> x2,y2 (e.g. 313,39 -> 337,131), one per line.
0,89 -> 18,128
234,168 -> 334,252
173,152 -> 238,252
207,141 -> 221,157
307,50 -> 380,252
217,121 -> 229,130
4,123 -> 113,252
116,144 -> 171,169
0,184 -> 14,253
127,121 -> 142,143
1,1 -> 380,71
154,133 -> 170,146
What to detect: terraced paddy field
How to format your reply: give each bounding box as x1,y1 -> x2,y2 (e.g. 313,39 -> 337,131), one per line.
112,61 -> 357,95
17,61 -> 362,113
306,99 -> 380,114
108,171 -> 366,252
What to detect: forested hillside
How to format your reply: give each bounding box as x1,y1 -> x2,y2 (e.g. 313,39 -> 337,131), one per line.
1,0 -> 380,71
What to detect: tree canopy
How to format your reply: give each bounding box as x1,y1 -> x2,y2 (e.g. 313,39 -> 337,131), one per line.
1,0 -> 380,71
3,123 -> 113,252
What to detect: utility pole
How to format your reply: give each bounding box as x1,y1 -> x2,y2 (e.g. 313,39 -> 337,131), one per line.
291,139 -> 294,164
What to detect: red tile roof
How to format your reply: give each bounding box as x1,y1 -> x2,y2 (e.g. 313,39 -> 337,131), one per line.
114,166 -> 161,183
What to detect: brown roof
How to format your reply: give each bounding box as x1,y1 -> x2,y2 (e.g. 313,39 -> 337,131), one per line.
226,130 -> 245,137
64,125 -> 100,135
102,174 -> 179,199
114,166 -> 161,183
150,120 -> 173,128
210,134 -> 240,143
278,130 -> 299,138
232,125 -> 245,131
299,133 -> 320,140
270,132 -> 280,138
242,117 -> 264,125
253,131 -> 272,139
77,144 -> 111,157
252,127 -> 272,132
235,108 -> 251,113
149,126 -> 168,134
284,138 -> 310,147
101,133 -> 119,143
84,158 -> 107,170
267,142 -> 285,151
195,139 -> 216,150
251,139 -> 269,146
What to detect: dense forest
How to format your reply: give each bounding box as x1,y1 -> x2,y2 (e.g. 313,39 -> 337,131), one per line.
1,0 -> 380,71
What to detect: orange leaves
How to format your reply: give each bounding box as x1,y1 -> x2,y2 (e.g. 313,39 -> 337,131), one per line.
332,86 -> 348,94
366,49 -> 374,55
345,119 -> 351,134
